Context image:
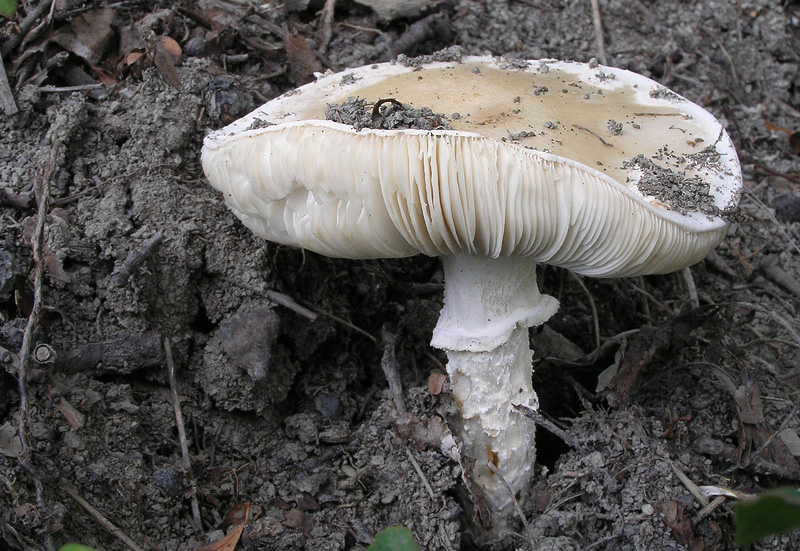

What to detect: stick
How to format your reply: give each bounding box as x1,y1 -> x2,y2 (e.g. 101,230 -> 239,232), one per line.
681,267 -> 700,309
265,289 -> 318,321
317,0 -> 337,54
514,404 -> 585,451
381,326 -> 406,415
0,58 -> 18,115
406,448 -> 435,500
16,127 -> 56,551
109,229 -> 165,288
62,484 -> 145,551
1,0 -> 55,58
570,272 -> 600,352
485,461 -> 531,536
163,338 -> 202,529
590,0 -> 608,65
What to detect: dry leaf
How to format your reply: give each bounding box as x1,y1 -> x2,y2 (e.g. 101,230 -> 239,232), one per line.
428,372 -> 447,395
145,31 -> 182,90
285,33 -> 321,85
51,8 -> 116,65
194,523 -> 245,551
660,501 -> 703,551
195,503 -> 250,551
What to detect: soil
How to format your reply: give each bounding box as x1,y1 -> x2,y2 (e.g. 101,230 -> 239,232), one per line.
2,0 -> 800,550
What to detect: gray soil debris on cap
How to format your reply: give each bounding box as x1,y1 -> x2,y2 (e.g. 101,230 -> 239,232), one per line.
396,45 -> 464,68
324,97 -> 452,131
649,87 -> 682,101
625,154 -> 719,217
339,73 -> 362,86
245,118 -> 275,131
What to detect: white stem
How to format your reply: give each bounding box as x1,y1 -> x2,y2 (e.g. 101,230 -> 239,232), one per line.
431,253 -> 558,533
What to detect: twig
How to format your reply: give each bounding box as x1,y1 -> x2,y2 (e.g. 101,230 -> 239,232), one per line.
16,128 -> 56,551
61,484 -> 145,551
109,229 -> 165,288
0,58 -> 18,115
1,0 -> 55,58
222,277 -> 319,321
590,0 -> 608,65
514,404 -> 585,451
265,289 -> 318,321
758,256 -> 800,299
163,338 -> 202,530
317,0 -> 337,54
485,461 -> 531,536
570,272 -> 600,351
314,308 -> 378,343
406,448 -> 436,500
743,187 -> 800,255
680,267 -> 700,309
749,388 -> 800,464
39,84 -> 105,93
696,495 -> 727,522
572,124 -> 613,146
381,326 -> 406,415
669,459 -> 709,507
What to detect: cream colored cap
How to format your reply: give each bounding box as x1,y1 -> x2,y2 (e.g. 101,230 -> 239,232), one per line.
202,56 -> 741,277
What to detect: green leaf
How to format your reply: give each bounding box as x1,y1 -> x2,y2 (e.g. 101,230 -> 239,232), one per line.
367,526 -> 421,551
735,487 -> 800,545
0,0 -> 17,18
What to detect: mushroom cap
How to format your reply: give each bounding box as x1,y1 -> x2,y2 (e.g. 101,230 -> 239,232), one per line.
202,56 -> 742,277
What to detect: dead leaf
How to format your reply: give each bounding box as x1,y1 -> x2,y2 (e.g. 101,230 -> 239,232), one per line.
221,501 -> 252,529
731,376 -> 800,478
51,8 -> 116,65
601,305 -> 722,406
194,523 -> 245,551
21,216 -> 71,284
396,413 -> 449,450
428,372 -> 447,395
145,31 -> 182,89
285,33 -> 322,85
763,119 -> 800,155
283,508 -> 312,535
659,501 -> 703,550
195,502 -> 249,551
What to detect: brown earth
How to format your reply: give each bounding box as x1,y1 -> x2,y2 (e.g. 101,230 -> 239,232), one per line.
2,0 -> 800,550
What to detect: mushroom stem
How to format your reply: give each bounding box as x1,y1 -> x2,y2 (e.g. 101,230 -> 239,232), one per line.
432,254 -> 559,532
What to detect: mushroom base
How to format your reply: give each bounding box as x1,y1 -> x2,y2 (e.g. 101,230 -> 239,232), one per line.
432,254 -> 558,533
445,326 -> 538,532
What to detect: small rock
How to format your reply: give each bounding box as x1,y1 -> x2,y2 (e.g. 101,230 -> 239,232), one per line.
153,468 -> 183,498
314,392 -> 342,421
773,192 -> 800,222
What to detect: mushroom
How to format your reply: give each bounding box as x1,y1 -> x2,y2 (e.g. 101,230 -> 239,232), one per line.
201,55 -> 742,533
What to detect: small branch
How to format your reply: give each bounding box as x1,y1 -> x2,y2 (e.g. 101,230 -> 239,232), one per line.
16,125 -> 56,551
572,124 -> 614,146
0,58 -> 18,115
590,0 -> 608,65
265,289 -> 318,321
380,325 -> 406,415
39,84 -> 105,93
163,338 -> 202,530
317,0 -> 337,54
1,0 -> 55,58
570,272 -> 600,351
485,461 -> 531,536
109,229 -> 165,288
62,484 -> 145,551
514,404 -> 585,451
749,388 -> 800,464
680,267 -> 700,309
405,448 -> 435,500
